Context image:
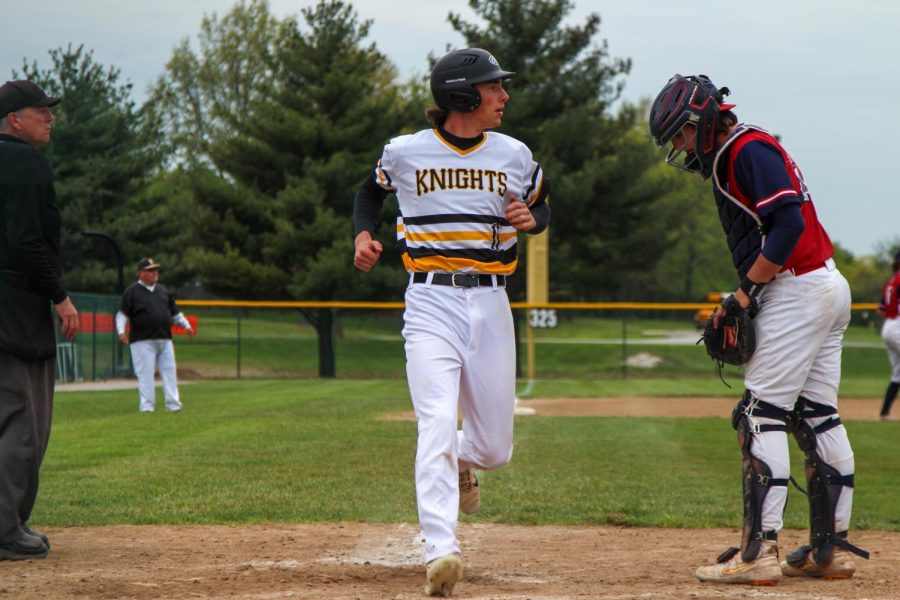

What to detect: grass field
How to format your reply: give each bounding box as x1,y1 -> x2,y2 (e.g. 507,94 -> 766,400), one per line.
40,379 -> 900,533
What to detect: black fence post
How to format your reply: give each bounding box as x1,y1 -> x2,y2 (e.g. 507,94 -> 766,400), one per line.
236,311 -> 242,379
318,308 -> 336,378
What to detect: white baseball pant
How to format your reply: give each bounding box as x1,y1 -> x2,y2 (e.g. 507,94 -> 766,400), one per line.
403,277 -> 516,563
130,339 -> 181,412
882,318 -> 900,383
742,259 -> 855,533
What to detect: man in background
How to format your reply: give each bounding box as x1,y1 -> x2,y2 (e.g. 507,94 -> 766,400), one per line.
116,257 -> 194,413
877,251 -> 900,420
0,80 -> 79,560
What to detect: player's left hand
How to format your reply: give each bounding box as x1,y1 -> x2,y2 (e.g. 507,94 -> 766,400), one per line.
703,294 -> 757,366
504,195 -> 536,231
713,288 -> 752,327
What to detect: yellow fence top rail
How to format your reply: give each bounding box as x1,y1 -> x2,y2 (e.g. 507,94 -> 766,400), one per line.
178,300 -> 881,311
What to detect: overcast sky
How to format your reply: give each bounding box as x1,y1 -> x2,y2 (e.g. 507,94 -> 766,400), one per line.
4,0 -> 898,257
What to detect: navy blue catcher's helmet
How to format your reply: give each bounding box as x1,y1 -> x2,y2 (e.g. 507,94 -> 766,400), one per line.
649,74 -> 733,179
430,48 -> 515,112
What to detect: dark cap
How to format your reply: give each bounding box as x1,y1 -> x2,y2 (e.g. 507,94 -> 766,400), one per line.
137,257 -> 160,271
0,80 -> 61,116
894,251 -> 900,263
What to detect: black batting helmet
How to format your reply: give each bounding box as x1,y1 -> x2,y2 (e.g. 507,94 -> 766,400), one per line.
430,48 -> 515,112
649,74 -> 733,179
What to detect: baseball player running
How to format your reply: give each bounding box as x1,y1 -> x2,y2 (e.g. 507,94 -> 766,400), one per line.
877,251 -> 900,419
649,74 -> 867,585
353,48 -> 550,597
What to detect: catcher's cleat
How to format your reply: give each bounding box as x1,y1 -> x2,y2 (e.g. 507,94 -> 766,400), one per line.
425,553 -> 463,597
696,541 -> 781,585
458,468 -> 480,515
781,545 -> 856,580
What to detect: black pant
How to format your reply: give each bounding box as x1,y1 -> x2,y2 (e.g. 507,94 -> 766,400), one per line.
0,349 -> 54,542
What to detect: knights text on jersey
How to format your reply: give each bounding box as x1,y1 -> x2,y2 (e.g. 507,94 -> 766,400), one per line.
375,128 -> 544,275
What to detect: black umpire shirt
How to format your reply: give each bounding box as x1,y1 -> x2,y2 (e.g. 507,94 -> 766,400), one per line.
0,133 -> 66,302
120,282 -> 181,343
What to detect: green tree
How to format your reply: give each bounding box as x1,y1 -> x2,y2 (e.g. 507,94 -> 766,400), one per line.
833,242 -> 890,304
149,0 -> 409,300
149,0 -> 415,374
16,44 -> 160,293
447,0 -> 674,300
624,151 -> 737,302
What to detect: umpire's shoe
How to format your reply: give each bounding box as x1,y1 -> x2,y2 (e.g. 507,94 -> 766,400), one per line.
23,523 -> 50,549
0,530 -> 49,560
696,541 -> 781,585
781,545 -> 856,579
425,553 -> 463,597
458,468 -> 480,515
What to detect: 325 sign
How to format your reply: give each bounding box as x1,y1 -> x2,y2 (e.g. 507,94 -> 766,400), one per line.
529,308 -> 557,329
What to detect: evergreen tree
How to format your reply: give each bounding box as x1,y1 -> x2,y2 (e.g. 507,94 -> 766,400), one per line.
17,44 -> 160,293
446,0 -> 673,300
149,0 -> 410,299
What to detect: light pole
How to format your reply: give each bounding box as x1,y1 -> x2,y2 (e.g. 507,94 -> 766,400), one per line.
81,230 -> 124,293
81,230 -> 126,377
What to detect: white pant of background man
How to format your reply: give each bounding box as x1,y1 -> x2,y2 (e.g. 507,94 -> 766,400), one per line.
130,339 -> 181,413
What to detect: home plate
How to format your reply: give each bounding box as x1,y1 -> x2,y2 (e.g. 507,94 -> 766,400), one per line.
514,398 -> 536,416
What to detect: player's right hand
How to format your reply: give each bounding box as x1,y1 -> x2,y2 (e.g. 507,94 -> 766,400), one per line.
354,232 -> 383,272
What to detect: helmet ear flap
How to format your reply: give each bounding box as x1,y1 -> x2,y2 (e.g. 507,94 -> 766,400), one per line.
446,90 -> 481,112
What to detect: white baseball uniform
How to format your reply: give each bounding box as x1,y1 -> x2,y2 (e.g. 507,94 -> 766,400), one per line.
881,272 -> 900,383
375,128 -> 544,562
116,282 -> 191,413
711,125 -> 855,537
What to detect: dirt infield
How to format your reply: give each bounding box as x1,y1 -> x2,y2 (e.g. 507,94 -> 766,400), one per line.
3,523 -> 898,599
5,396 -> 896,599
381,395 -> 888,421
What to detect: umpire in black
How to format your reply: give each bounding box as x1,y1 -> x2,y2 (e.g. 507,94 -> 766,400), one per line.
0,80 -> 79,560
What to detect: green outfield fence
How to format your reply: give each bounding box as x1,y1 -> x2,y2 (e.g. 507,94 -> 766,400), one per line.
58,292 -> 882,383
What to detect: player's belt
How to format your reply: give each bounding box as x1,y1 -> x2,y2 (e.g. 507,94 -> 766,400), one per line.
776,257 -> 834,279
412,272 -> 506,288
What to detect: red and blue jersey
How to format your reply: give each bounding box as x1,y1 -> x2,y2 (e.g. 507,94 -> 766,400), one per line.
711,124 -> 833,279
881,272 -> 900,319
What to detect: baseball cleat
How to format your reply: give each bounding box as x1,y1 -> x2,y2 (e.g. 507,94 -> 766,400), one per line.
424,553 -> 463,597
696,541 -> 781,585
458,468 -> 480,515
781,545 -> 856,579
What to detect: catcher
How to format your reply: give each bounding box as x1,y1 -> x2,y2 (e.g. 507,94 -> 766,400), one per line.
650,74 -> 867,585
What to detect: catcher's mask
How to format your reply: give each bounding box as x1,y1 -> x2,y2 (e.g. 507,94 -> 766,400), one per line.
430,48 -> 515,112
649,74 -> 733,179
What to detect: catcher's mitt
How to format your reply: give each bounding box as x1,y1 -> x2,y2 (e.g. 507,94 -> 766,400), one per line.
700,294 -> 757,366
